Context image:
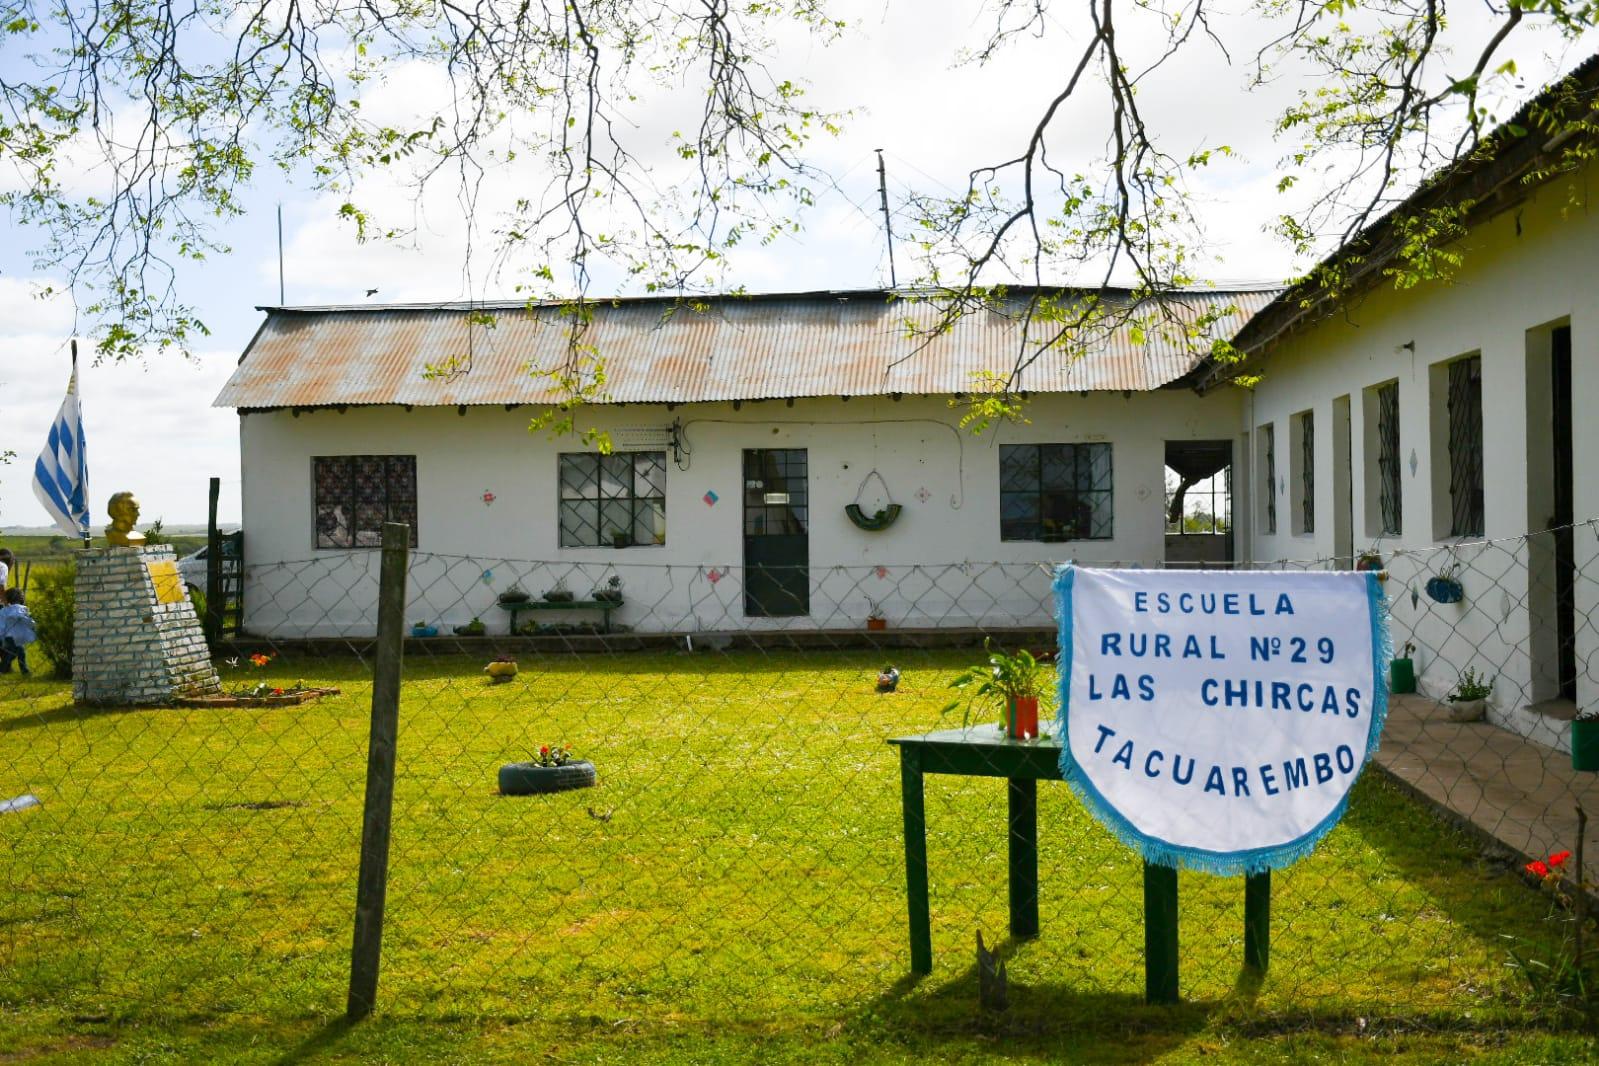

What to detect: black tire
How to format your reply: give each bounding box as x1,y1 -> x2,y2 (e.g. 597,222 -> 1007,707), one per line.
498,760 -> 597,795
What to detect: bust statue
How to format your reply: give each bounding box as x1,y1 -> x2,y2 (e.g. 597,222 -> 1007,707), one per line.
106,492 -> 147,547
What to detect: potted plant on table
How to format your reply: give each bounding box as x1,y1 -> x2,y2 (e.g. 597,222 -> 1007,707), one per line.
543,580 -> 575,604
1572,709 -> 1599,772
497,583 -> 531,605
454,617 -> 487,637
410,620 -> 439,638
593,575 -> 624,604
945,640 -> 1049,740
1445,667 -> 1494,723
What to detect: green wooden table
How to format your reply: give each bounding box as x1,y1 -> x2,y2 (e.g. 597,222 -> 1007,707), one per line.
498,599 -> 620,634
888,723 -> 1270,1002
888,725 -> 1061,976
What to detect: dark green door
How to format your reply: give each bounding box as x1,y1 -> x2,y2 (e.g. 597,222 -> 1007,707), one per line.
743,449 -> 809,617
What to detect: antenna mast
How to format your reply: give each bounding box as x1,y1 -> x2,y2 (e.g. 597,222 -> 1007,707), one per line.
875,149 -> 898,289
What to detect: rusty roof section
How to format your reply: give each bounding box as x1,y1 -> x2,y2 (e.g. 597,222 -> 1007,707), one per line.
215,287 -> 1278,409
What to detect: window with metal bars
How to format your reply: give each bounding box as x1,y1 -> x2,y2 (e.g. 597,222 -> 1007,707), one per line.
1296,410 -> 1315,534
999,443 -> 1113,541
1261,424 -> 1276,535
1376,381 -> 1402,535
312,455 -> 418,548
1447,357 -> 1484,536
559,451 -> 667,548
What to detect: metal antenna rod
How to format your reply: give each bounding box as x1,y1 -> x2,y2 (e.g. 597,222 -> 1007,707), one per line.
875,149 -> 898,289
277,203 -> 286,305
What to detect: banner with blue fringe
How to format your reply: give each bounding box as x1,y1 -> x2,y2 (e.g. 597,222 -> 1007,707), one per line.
1054,565 -> 1391,876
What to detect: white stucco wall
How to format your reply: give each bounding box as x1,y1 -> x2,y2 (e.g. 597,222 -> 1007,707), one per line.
236,391 -> 1244,636
1240,159 -> 1599,741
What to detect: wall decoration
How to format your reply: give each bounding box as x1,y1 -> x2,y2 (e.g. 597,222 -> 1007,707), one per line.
703,490 -> 719,507
875,566 -> 889,580
846,469 -> 903,531
482,490 -> 497,505
915,487 -> 932,504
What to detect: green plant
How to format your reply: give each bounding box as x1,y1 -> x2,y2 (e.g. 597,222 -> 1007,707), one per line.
31,565 -> 75,679
1448,667 -> 1494,702
1575,708 -> 1599,723
943,640 -> 1046,727
141,518 -> 170,546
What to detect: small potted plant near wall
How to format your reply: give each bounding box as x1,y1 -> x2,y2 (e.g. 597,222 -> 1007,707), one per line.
945,640 -> 1048,739
454,617 -> 487,637
543,580 -> 575,604
498,743 -> 597,795
866,600 -> 887,632
410,619 -> 439,638
1445,667 -> 1493,723
1571,709 -> 1599,772
1391,640 -> 1418,695
593,575 -> 624,604
484,654 -> 518,683
498,583 -> 531,605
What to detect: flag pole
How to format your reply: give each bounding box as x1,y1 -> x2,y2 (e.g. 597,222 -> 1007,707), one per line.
73,339 -> 91,550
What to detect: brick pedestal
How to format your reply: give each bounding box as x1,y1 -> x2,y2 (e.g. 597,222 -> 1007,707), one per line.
73,546 -> 222,705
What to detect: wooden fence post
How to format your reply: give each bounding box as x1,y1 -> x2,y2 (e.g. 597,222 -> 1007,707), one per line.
346,522 -> 410,1020
204,477 -> 223,643
1244,870 -> 1271,974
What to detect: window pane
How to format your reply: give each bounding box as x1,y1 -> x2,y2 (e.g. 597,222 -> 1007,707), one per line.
353,504 -> 384,547
1040,445 -> 1076,490
315,505 -> 350,549
634,452 -> 666,497
1000,492 -> 1039,541
601,500 -> 632,544
600,454 -> 632,499
1448,357 -> 1484,536
561,454 -> 599,500
1088,491 -> 1114,538
560,501 -> 597,547
634,498 -> 666,545
999,445 -> 1038,492
1086,444 -> 1112,491
1377,383 -> 1401,535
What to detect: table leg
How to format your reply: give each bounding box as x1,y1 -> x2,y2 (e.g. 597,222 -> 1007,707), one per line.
900,748 -> 932,974
1244,870 -> 1270,974
1007,777 -> 1039,939
1143,861 -> 1179,1004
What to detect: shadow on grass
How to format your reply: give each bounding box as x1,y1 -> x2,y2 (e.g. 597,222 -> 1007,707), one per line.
860,935 -> 1214,1061
273,1016 -> 358,1065
0,699 -> 173,734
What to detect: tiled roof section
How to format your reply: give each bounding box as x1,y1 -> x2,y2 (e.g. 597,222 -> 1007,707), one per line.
215,288 -> 1278,408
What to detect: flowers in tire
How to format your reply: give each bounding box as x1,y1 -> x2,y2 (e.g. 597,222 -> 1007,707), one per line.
534,744 -> 575,767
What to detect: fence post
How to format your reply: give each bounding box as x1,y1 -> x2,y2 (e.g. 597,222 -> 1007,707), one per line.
1143,861 -> 1179,1004
1244,870 -> 1270,974
346,521 -> 410,1020
204,477 -> 223,643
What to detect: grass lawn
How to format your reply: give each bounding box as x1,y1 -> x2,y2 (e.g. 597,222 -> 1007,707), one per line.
0,647 -> 1593,1063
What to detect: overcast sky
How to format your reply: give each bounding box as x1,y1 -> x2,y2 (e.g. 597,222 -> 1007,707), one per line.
0,1 -> 1589,529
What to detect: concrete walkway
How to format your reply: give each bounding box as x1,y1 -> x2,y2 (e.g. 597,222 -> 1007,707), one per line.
1374,694 -> 1599,883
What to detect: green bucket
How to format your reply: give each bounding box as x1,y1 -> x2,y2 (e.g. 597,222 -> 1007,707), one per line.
1390,658 -> 1416,695
1572,718 -> 1599,773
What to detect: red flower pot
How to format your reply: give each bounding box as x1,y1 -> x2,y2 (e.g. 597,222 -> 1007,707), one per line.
1007,696 -> 1040,739
867,617 -> 887,631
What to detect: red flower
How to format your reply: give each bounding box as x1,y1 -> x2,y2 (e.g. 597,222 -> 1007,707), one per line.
271,687 -> 284,696
1527,860 -> 1550,877
540,745 -> 550,755
1549,850 -> 1572,868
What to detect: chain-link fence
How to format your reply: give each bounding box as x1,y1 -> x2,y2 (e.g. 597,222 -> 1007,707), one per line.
3,522 -> 1597,1041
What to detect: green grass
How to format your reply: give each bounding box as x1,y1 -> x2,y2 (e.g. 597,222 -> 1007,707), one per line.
0,649 -> 1594,1063
0,533 -> 207,576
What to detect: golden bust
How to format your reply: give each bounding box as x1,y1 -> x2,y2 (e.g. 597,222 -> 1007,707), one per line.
106,492 -> 147,548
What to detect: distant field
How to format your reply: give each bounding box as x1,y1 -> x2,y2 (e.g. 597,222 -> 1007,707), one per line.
0,533 -> 209,580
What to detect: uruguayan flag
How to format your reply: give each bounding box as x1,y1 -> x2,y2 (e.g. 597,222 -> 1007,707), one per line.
32,368 -> 91,539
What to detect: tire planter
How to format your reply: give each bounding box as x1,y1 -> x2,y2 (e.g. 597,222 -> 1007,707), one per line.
543,590 -> 576,603
1446,698 -> 1486,723
1425,576 -> 1464,604
498,760 -> 597,795
845,503 -> 902,531
1572,719 -> 1599,772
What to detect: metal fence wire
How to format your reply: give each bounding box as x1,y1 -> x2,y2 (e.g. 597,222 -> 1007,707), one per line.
2,521 -> 1598,1034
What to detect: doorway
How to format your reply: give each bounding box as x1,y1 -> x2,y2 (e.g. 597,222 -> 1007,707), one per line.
1552,327 -> 1576,700
1527,324 -> 1576,703
1163,440 -> 1233,567
743,449 -> 810,617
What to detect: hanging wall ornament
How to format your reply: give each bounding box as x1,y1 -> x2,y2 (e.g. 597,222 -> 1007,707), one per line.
845,469 -> 903,531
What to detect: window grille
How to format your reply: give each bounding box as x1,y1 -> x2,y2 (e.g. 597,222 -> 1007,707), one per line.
1299,411 -> 1315,535
1447,357 -> 1484,536
559,451 -> 667,548
999,443 -> 1113,541
1263,425 -> 1276,535
1376,382 -> 1402,535
313,456 -> 418,549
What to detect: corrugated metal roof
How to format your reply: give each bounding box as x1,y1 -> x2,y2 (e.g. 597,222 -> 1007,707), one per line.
214,287 -> 1278,409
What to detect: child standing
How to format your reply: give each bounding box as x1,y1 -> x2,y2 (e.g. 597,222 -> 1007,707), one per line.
0,589 -> 37,675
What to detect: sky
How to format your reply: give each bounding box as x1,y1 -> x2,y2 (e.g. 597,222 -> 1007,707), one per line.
0,1 -> 1589,529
